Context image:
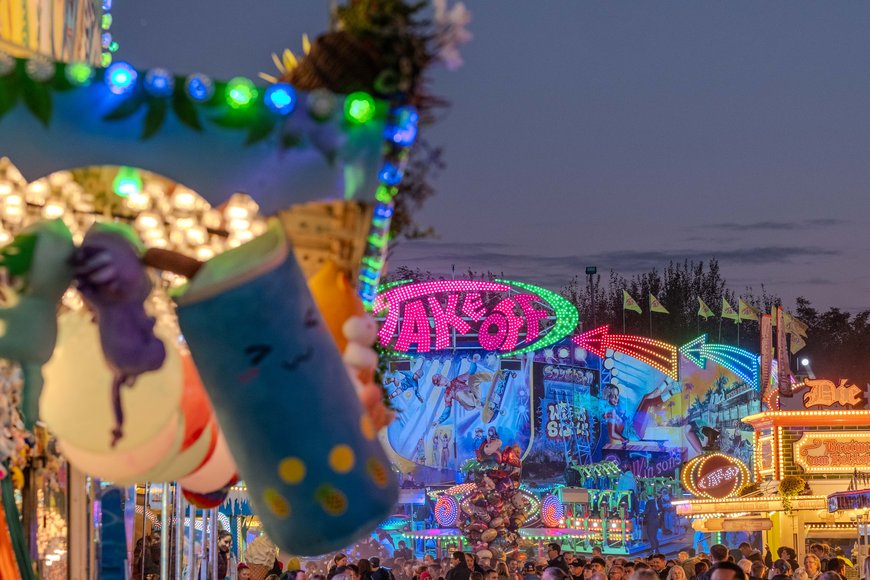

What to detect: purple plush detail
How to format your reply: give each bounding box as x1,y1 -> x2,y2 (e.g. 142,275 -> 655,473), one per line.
75,227 -> 166,446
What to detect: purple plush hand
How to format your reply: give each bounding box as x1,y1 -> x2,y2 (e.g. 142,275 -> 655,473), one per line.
75,224 -> 166,446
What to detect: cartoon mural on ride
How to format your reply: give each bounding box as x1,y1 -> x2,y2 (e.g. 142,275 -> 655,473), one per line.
376,280 -> 762,493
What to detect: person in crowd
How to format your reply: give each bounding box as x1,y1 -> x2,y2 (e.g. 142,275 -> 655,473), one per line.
793,568 -> 809,580
678,555 -> 690,565
610,566 -> 626,580
643,493 -> 663,553
750,561 -> 766,580
668,566 -> 687,580
592,548 -> 603,559
569,562 -> 584,580
395,542 -> 414,562
132,530 -> 161,580
825,559 -> 846,580
478,551 -> 494,571
371,558 -> 396,580
485,571 -> 498,580
648,555 -> 668,580
739,545 -> 762,565
809,546 -> 829,569
471,573 -> 484,580
736,561 -> 752,580
818,574 -> 840,580
589,573 -> 606,580
635,564 -> 651,572
591,559 -> 606,574
696,546 -> 730,580
496,563 -> 509,580
630,570 -> 659,580
583,564 -> 595,580
447,552 -> 472,580
548,544 -> 571,574
693,562 -> 710,580
768,560 -> 792,580
238,563 -> 252,580
358,560 -> 374,580
773,549 -> 798,575
804,555 -> 823,580
523,563 -> 540,580
330,555 -> 350,580
543,568 -> 571,580
709,563 -> 745,580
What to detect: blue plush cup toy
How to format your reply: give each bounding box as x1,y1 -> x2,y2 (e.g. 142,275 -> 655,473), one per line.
173,219 -> 397,555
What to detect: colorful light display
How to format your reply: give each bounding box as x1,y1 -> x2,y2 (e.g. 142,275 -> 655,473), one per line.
682,453 -> 750,499
434,495 -> 460,527
700,343 -> 759,389
541,494 -> 564,528
374,279 -> 578,357
679,334 -> 707,369
572,325 -> 678,379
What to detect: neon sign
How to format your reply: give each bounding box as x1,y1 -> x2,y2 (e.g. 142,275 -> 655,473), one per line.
681,453 -> 750,499
374,279 -> 578,356
794,432 -> 870,472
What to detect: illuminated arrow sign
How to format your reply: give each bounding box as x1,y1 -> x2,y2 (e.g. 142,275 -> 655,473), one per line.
572,325 -> 679,379
679,336 -> 760,389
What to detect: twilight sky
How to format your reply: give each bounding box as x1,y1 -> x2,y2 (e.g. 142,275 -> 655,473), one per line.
114,2 -> 870,312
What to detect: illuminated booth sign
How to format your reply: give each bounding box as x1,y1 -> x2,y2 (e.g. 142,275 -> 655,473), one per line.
682,453 -> 750,499
374,279 -> 578,355
794,432 -> 870,473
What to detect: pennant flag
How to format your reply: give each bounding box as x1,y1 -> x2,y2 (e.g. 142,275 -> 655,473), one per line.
770,304 -> 777,326
698,298 -> 714,320
784,312 -> 809,338
721,298 -> 739,321
790,333 -> 807,354
650,293 -> 669,314
623,290 -> 642,314
738,299 -> 759,321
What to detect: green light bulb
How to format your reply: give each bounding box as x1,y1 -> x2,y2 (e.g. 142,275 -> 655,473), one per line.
226,77 -> 257,109
65,62 -> 94,86
113,166 -> 142,198
344,92 -> 376,124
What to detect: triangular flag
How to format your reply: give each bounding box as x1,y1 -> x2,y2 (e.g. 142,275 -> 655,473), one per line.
738,299 -> 759,321
698,298 -> 714,320
650,293 -> 669,314
770,304 -> 778,326
790,333 -> 806,354
623,290 -> 642,314
721,298 -> 739,321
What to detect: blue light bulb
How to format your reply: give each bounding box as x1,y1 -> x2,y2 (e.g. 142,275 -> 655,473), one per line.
378,161 -> 403,186
264,83 -> 297,115
185,73 -> 214,102
105,62 -> 137,95
144,68 -> 175,97
385,106 -> 419,147
101,32 -> 112,49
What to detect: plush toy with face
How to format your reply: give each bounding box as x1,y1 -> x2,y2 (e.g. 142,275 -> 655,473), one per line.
173,219 -> 397,555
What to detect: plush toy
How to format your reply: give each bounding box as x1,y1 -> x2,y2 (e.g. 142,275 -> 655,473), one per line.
173,219 -> 397,555
0,220 -> 74,428
75,223 -> 166,445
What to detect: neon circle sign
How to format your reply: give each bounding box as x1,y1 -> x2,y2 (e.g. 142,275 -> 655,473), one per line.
681,453 -> 750,499
374,279 -> 578,356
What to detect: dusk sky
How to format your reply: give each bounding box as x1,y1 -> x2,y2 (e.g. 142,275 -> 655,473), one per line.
115,2 -> 870,312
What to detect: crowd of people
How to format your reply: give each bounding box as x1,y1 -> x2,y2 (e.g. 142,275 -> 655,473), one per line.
300,541 -> 866,580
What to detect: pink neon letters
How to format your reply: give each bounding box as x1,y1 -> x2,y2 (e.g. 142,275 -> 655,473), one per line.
375,280 -> 552,353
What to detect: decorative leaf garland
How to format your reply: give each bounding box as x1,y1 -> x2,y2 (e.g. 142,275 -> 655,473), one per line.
0,55 -> 384,152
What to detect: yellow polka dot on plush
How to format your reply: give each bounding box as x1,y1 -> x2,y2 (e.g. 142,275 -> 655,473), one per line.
328,444 -> 355,473
263,488 -> 291,519
278,457 -> 306,484
360,415 -> 376,440
315,484 -> 348,516
367,458 -> 389,488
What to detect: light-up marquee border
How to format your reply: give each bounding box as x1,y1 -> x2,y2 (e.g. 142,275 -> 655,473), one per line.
374,279 -> 578,357
681,453 -> 750,499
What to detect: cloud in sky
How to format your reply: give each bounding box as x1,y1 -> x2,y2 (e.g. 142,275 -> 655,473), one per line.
701,218 -> 847,232
389,240 -> 841,289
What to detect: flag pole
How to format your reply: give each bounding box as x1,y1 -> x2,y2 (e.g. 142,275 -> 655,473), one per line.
623,307 -> 626,334
737,319 -> 740,346
649,296 -> 653,337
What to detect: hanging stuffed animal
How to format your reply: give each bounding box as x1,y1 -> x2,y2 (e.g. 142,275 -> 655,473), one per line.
0,219 -> 74,428
172,219 -> 397,556
74,222 -> 166,446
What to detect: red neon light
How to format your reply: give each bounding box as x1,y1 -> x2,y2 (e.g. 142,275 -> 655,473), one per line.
572,325 -> 679,378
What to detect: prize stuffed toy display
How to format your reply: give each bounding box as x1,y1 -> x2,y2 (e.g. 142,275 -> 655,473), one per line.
173,219 -> 397,555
